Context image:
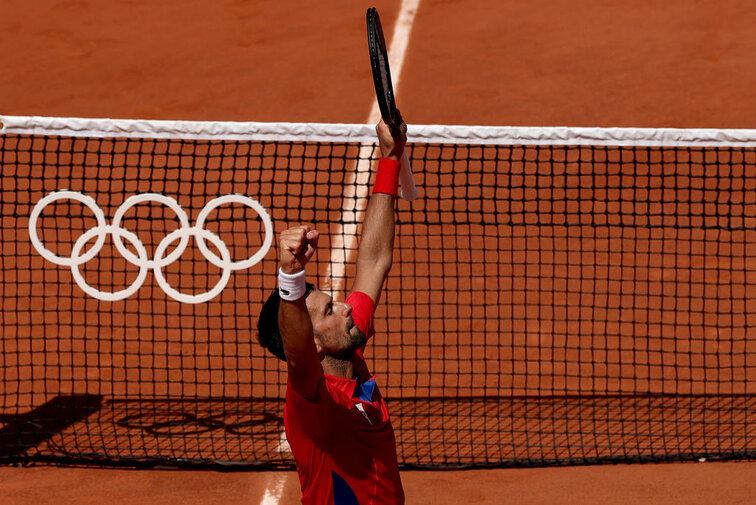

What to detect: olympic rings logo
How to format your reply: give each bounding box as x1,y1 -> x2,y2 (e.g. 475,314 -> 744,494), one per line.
28,191 -> 273,304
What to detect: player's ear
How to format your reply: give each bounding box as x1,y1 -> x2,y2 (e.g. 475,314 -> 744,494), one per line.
314,337 -> 324,359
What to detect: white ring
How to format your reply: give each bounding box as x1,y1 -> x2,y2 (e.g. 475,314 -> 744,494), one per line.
28,191 -> 273,303
29,191 -> 108,266
111,193 -> 191,269
70,225 -> 150,301
152,227 -> 232,304
194,194 -> 274,271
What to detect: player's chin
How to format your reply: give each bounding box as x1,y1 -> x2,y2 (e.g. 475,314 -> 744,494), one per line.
347,325 -> 367,350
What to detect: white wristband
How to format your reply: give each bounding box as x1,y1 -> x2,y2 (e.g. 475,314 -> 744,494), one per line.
278,268 -> 306,301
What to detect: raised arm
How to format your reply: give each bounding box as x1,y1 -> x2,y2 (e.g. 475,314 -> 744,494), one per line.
351,117 -> 407,305
278,225 -> 322,401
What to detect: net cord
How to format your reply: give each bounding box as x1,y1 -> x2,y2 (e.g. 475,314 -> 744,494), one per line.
2,114 -> 756,146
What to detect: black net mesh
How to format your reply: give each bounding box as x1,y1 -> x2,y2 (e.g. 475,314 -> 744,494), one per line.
1,130 -> 755,468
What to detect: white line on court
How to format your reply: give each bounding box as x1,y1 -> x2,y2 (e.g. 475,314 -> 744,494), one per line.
260,472 -> 286,505
323,0 -> 421,297
261,2 -> 421,503
277,428 -> 292,456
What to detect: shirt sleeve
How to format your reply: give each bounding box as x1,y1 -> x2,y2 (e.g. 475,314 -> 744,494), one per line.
345,291 -> 375,340
285,374 -> 329,441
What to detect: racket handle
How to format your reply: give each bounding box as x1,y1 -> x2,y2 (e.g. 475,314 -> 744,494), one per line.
399,150 -> 418,201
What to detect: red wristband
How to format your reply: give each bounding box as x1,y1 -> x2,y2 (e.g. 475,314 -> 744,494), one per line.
373,158 -> 401,196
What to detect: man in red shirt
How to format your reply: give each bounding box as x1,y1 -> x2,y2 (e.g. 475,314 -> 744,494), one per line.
257,117 -> 407,504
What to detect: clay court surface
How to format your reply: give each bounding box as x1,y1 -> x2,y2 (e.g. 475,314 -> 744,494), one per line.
2,0 -> 756,503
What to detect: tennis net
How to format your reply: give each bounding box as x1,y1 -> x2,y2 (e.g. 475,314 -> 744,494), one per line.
1,115 -> 755,468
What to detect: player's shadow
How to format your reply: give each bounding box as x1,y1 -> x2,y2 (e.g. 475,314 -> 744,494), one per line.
0,394 -> 103,459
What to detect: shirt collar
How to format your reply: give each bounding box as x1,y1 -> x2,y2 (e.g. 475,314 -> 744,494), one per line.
324,373 -> 377,401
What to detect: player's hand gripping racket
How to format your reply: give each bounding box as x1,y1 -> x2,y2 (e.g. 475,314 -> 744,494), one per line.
366,7 -> 418,201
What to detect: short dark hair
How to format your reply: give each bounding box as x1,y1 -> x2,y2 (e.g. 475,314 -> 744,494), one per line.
257,283 -> 315,361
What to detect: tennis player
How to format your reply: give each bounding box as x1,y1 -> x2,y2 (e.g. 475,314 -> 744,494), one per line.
257,117 -> 407,504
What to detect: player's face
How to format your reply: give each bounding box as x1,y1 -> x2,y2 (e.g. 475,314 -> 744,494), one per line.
306,289 -> 366,358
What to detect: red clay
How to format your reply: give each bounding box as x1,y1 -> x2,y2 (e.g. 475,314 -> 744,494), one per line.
1,0 -> 755,503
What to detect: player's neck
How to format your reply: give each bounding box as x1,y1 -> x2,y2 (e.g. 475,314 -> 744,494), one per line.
321,354 -> 354,379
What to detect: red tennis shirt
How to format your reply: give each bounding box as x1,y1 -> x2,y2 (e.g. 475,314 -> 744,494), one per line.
284,291 -> 405,505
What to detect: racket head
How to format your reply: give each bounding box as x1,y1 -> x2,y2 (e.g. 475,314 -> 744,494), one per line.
367,7 -> 400,133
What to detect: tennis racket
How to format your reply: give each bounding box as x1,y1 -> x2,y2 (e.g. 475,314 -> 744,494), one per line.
366,7 -> 418,201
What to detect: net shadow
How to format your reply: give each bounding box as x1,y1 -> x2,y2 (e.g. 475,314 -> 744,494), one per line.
392,394 -> 756,468
2,394 -> 754,469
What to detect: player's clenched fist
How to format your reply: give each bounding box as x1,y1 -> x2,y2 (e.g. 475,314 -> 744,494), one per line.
279,225 -> 319,275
